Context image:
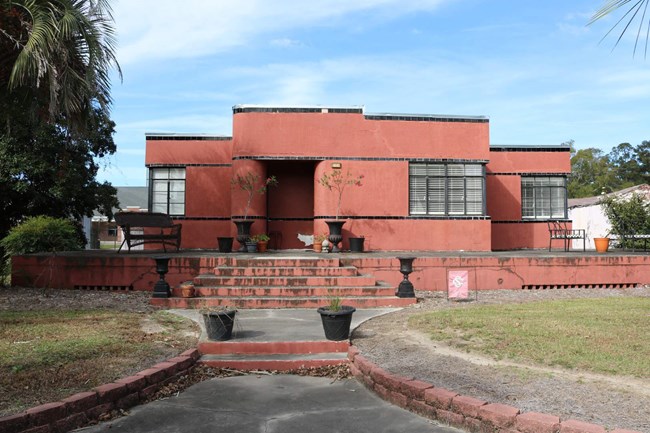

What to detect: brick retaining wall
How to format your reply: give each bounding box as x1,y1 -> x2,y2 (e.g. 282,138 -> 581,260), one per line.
0,349 -> 200,433
347,346 -> 641,433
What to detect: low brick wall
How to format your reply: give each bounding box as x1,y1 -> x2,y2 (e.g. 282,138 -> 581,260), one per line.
0,349 -> 200,433
347,346 -> 641,433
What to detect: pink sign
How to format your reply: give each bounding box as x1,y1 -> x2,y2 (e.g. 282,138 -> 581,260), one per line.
448,270 -> 469,299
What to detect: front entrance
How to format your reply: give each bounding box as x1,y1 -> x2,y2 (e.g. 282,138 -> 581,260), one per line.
266,161 -> 316,249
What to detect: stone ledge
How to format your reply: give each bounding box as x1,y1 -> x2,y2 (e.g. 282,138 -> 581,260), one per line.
0,351 -> 198,433
348,345 -> 642,433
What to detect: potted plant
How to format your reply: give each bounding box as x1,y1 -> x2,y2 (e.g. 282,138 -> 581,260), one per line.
594,233 -> 611,253
316,296 -> 356,341
231,172 -> 278,251
349,236 -> 365,252
245,237 -> 258,253
313,233 -> 327,252
200,306 -> 237,341
318,168 -> 363,252
253,233 -> 270,252
177,282 -> 195,298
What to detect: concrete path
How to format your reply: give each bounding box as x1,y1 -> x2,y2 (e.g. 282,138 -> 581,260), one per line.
76,375 -> 461,433
171,308 -> 399,342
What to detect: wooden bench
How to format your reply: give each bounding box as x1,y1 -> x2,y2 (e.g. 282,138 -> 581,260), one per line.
547,221 -> 585,252
114,212 -> 182,253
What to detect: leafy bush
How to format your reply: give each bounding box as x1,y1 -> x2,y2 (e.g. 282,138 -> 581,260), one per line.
600,193 -> 650,248
1,216 -> 83,257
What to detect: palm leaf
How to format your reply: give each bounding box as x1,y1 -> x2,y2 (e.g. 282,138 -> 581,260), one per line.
589,0 -> 650,58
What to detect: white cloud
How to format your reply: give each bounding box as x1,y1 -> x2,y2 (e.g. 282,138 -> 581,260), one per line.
113,0 -> 451,64
270,38 -> 303,48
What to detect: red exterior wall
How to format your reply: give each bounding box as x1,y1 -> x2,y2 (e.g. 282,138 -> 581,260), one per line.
486,149 -> 572,250
144,109 -> 571,251
12,253 -> 650,292
233,112 -> 489,160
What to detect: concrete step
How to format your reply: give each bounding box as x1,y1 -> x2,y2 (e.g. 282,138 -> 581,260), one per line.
215,266 -> 359,277
194,275 -> 377,287
198,353 -> 348,371
216,257 -> 341,268
193,285 -> 395,298
153,296 -> 416,309
198,340 -> 349,355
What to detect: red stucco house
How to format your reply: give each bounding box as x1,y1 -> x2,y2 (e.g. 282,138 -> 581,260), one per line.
145,105 -> 571,251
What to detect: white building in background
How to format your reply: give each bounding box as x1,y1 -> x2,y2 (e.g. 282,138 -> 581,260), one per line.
568,184 -> 650,249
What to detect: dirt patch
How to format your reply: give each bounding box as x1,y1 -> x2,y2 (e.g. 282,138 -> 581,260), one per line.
0,287 -> 198,417
352,287 -> 650,433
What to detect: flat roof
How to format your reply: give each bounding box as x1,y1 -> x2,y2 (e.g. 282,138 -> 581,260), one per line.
145,133 -> 232,141
233,104 -> 488,122
490,144 -> 571,152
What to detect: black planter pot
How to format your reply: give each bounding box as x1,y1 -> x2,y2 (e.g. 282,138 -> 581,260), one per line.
325,220 -> 345,253
203,310 -> 237,341
233,220 -> 254,252
245,241 -> 258,253
317,305 -> 356,341
217,237 -> 233,253
349,237 -> 365,252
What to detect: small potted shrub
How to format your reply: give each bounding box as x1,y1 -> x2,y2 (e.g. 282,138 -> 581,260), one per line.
318,168 -> 363,252
313,233 -> 327,252
316,296 -> 356,341
231,172 -> 278,251
200,306 -> 237,341
254,233 -> 270,252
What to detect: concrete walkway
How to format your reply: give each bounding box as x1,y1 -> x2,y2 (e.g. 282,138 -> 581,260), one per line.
76,375 -> 461,433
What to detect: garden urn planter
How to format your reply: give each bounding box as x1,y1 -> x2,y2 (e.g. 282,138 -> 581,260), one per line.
396,257 -> 416,298
203,310 -> 237,341
594,237 -> 610,253
152,256 -> 171,298
233,220 -> 254,252
317,306 -> 356,341
325,220 -> 345,253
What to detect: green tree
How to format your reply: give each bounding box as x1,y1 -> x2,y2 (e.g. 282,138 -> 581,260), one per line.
0,0 -> 120,244
0,106 -> 119,239
568,147 -> 616,198
608,142 -> 644,187
589,0 -> 650,58
600,193 -> 650,248
0,0 -> 121,129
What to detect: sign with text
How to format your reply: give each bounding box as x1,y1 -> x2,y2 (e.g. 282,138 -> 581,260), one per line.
448,270 -> 469,299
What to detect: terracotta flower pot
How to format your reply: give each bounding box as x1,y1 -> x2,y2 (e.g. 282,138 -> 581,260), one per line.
313,241 -> 323,252
257,240 -> 268,252
594,237 -> 610,253
178,283 -> 195,298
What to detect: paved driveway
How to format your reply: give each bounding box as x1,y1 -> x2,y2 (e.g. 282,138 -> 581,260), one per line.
77,375 -> 461,433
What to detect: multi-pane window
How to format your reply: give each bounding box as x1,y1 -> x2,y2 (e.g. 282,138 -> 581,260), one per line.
521,176 -> 567,219
149,168 -> 186,216
409,163 -> 485,216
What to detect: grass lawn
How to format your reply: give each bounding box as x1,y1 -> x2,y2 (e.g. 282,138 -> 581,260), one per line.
408,297 -> 650,377
0,309 -> 198,416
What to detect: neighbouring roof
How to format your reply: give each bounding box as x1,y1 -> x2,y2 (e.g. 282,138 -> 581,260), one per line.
568,184 -> 650,208
92,186 -> 148,221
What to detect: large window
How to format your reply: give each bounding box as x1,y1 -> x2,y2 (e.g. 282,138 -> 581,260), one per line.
521,176 -> 567,219
409,163 -> 485,216
149,168 -> 186,215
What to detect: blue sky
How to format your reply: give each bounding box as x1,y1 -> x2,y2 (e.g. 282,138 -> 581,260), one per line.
102,0 -> 650,186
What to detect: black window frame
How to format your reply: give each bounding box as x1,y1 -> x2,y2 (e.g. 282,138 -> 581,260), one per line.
148,167 -> 186,216
521,175 -> 568,220
409,162 -> 486,217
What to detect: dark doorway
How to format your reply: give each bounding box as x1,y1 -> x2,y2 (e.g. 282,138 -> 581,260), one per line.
266,161 -> 316,249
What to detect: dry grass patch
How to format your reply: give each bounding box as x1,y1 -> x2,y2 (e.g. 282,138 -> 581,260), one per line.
408,297 -> 650,377
0,309 -> 198,416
